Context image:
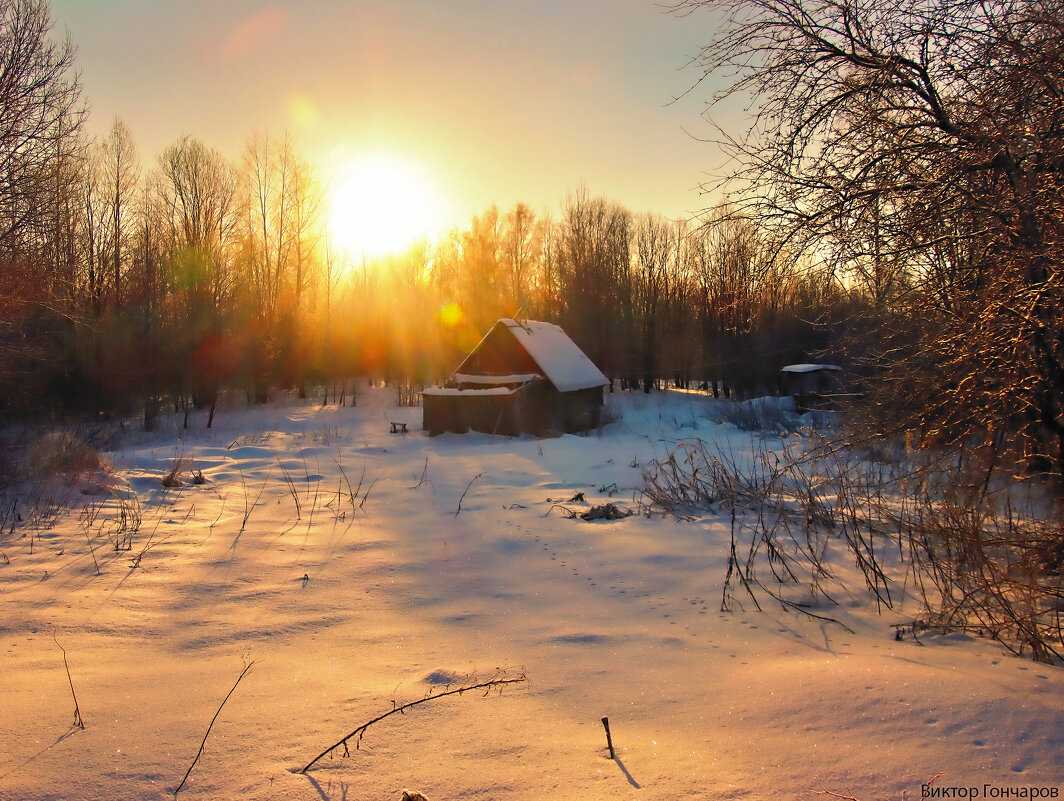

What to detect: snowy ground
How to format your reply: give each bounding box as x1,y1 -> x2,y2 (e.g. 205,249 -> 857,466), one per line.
1,387 -> 1061,801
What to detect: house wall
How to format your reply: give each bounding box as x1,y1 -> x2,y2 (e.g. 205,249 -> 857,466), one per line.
423,391 -> 522,437
558,386 -> 605,432
780,369 -> 841,413
423,383 -> 604,437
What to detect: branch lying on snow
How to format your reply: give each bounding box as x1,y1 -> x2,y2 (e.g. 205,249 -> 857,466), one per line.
545,504 -> 579,518
300,668 -> 527,774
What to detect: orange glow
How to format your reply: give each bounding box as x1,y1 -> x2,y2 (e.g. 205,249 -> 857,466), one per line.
327,153 -> 446,259
221,8 -> 289,61
286,93 -> 320,128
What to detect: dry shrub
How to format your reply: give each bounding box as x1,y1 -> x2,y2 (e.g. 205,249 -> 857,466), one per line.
27,430 -> 107,484
712,397 -> 801,434
897,474 -> 1064,663
0,427 -> 115,540
640,437 -> 1064,662
161,457 -> 186,488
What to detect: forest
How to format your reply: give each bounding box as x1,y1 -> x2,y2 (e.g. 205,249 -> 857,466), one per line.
0,0 -> 843,432
3,0 -> 1064,487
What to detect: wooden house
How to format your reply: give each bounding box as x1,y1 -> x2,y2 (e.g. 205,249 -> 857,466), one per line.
779,363 -> 842,412
422,319 -> 609,436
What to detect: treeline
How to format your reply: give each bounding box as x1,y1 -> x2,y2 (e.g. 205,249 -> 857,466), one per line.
0,0 -> 856,430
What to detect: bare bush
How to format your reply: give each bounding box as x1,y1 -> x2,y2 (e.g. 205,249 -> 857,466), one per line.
641,438 -> 1064,661
102,489 -> 141,551
27,430 -> 107,484
711,397 -> 803,435
895,472 -> 1064,663
161,457 -> 186,488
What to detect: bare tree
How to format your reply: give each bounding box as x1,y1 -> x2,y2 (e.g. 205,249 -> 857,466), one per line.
559,189 -> 632,385
287,152 -> 321,319
501,202 -> 544,315
677,0 -> 1064,476
155,136 -> 239,423
99,118 -> 139,308
634,213 -> 673,391
0,0 -> 83,251
460,205 -> 504,332
80,144 -> 106,317
241,132 -> 293,328
533,211 -> 561,320
0,0 -> 84,410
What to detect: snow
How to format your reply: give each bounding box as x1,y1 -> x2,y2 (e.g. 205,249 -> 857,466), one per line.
0,387 -> 1061,801
499,318 -> 608,392
780,363 -> 842,373
450,373 -> 541,386
422,386 -> 516,396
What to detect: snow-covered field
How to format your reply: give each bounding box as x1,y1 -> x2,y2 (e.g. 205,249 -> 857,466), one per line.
1,387 -> 1061,801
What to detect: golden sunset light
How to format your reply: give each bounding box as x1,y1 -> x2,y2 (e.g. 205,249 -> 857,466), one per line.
3,2 -> 1063,800
327,152 -> 446,259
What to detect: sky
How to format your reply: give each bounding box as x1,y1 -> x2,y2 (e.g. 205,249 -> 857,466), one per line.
48,0 -> 727,235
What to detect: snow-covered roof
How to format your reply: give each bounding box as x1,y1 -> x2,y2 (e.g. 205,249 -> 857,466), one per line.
780,363 -> 842,374
496,319 -> 608,392
451,373 -> 541,385
422,386 -> 516,397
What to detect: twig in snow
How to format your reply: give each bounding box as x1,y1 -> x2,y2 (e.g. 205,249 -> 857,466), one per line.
300,668 -> 526,773
814,790 -> 859,800
238,468 -> 270,533
173,660 -> 255,797
352,460 -> 366,504
601,716 -> 615,759
54,634 -> 84,730
277,458 -> 302,520
454,473 -> 482,517
409,457 -> 433,491
545,504 -> 579,519
306,458 -> 321,531
331,454 -> 360,517
83,526 -> 100,576
358,476 -> 379,510
209,493 -> 227,533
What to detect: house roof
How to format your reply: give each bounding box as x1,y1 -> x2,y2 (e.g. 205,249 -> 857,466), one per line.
780,363 -> 842,374
493,319 -> 608,392
451,373 -> 541,386
422,386 -> 517,397
453,319 -> 612,393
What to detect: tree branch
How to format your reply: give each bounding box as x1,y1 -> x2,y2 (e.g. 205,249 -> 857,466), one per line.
301,669 -> 527,774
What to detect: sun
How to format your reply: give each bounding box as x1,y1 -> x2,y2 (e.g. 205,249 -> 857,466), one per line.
327,152 -> 445,259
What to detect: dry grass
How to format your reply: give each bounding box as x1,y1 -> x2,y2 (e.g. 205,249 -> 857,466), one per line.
640,436 -> 1064,662
1,427 -> 114,544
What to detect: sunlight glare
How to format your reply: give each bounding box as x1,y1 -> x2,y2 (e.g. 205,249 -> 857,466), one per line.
439,302 -> 464,327
328,153 -> 445,259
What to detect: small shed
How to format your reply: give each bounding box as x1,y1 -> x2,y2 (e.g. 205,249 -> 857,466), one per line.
779,363 -> 842,412
423,319 -> 609,436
